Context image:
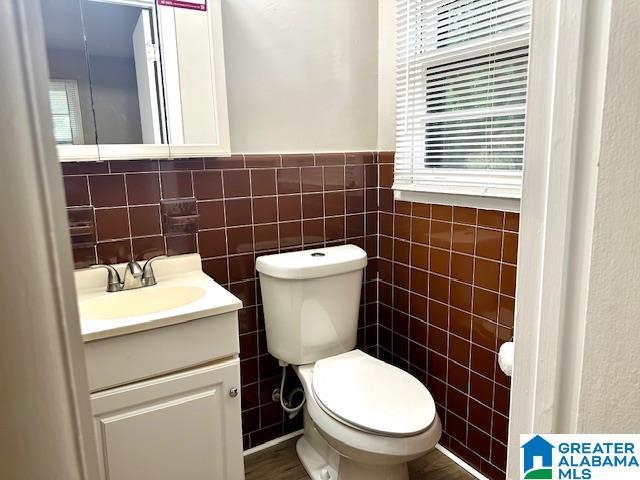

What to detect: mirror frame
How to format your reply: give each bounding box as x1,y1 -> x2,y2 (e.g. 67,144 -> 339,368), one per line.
56,0 -> 230,161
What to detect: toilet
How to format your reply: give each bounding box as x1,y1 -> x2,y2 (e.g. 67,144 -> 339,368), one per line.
256,245 -> 441,480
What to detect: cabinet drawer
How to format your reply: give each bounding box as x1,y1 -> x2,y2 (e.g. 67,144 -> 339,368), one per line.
85,312 -> 239,392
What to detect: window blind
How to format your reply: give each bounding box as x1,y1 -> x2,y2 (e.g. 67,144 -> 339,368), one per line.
395,0 -> 531,198
49,80 -> 84,145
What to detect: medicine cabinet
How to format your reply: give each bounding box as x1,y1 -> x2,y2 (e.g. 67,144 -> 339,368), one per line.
40,0 -> 230,161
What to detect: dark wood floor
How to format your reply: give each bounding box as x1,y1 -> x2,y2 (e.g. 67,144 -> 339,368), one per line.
244,436 -> 475,480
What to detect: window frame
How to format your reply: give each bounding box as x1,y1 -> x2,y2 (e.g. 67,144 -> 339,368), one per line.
393,0 -> 531,208
49,79 -> 85,146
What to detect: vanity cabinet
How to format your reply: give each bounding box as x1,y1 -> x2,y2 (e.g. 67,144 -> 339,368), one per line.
90,358 -> 243,480
77,254 -> 245,479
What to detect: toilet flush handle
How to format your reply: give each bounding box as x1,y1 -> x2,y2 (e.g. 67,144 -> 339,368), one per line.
229,388 -> 238,398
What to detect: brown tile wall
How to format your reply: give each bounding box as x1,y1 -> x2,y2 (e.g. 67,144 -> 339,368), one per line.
61,153 -> 379,450
61,152 -> 518,475
377,153 -> 517,479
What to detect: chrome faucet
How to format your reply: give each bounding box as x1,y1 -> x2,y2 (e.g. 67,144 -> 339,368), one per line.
91,256 -> 165,292
122,261 -> 144,290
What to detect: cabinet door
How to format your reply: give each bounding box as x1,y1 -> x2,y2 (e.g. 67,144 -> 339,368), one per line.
158,0 -> 230,157
90,359 -> 243,480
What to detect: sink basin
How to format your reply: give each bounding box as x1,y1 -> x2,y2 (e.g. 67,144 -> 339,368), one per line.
75,254 -> 243,342
80,285 -> 206,320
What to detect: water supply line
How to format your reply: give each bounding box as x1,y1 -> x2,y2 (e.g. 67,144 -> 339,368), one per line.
279,365 -> 305,419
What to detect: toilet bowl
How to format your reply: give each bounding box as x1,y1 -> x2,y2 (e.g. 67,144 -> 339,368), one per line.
293,350 -> 441,480
255,245 -> 442,480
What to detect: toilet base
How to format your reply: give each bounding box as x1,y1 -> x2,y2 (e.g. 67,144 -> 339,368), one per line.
296,435 -> 410,480
295,408 -> 412,480
291,364 -> 438,480
296,436 -> 339,480
296,408 -> 340,480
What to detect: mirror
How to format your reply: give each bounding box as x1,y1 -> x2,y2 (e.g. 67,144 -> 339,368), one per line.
82,0 -> 166,145
40,0 -> 230,160
41,0 -> 97,147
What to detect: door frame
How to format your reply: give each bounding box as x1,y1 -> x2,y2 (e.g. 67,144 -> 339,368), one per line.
508,0 -> 612,477
0,1 -> 99,478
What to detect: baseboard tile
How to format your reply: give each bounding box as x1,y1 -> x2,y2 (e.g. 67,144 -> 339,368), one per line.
435,443 -> 489,480
243,429 -> 304,457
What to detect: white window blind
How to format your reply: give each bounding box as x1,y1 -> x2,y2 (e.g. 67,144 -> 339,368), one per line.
394,0 -> 531,198
49,80 -> 84,145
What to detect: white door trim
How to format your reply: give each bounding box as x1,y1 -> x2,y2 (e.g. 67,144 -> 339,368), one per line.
0,1 -> 99,478
507,0 -> 612,478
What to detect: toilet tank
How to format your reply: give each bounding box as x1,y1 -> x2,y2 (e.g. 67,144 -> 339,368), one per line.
255,245 -> 367,365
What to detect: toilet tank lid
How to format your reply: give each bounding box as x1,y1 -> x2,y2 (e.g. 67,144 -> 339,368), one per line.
256,245 -> 367,280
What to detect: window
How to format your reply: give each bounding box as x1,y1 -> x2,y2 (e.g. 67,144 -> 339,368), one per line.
48,80 -> 84,145
394,0 -> 531,199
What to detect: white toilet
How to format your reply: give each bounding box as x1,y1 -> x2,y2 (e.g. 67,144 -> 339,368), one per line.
256,245 -> 441,480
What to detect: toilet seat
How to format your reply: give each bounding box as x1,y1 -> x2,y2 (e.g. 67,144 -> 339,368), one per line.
295,358 -> 442,473
312,350 -> 436,437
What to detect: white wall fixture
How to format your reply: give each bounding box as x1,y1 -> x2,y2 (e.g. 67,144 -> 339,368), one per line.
498,342 -> 514,377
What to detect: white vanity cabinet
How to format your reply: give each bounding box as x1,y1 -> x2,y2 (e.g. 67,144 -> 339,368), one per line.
90,359 -> 243,480
76,255 -> 246,480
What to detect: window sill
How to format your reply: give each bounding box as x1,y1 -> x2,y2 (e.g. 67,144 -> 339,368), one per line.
394,189 -> 520,212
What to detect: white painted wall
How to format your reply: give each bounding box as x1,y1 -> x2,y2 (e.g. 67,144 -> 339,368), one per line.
575,0 -> 640,433
377,0 -> 396,151
221,0 -> 379,153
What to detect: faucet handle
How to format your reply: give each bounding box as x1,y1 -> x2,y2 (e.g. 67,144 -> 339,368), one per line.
142,255 -> 166,287
90,264 -> 122,292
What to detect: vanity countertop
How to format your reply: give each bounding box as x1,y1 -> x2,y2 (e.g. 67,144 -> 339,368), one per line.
75,254 -> 242,342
